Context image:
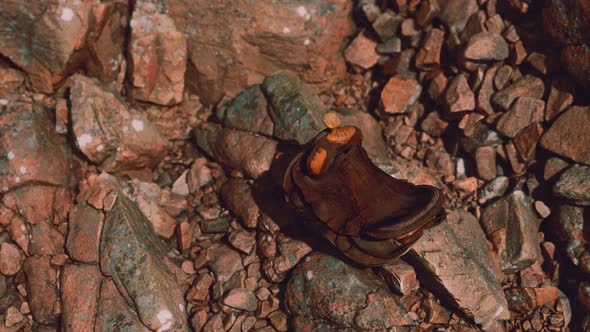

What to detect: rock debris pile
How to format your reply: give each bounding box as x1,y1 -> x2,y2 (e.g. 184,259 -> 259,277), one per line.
0,0 -> 588,331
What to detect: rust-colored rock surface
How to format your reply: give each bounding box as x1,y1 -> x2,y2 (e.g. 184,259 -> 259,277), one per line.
167,0 -> 354,104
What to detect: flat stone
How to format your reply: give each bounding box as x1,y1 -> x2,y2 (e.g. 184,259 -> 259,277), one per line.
129,3 -> 187,105
464,32 -> 509,61
228,230 -> 256,255
494,65 -> 512,90
344,32 -> 380,70
554,164 -> 590,205
380,75 -> 422,114
100,194 -> 188,331
261,72 -> 328,144
216,85 -> 273,137
23,256 -> 59,324
286,253 -> 413,330
207,244 -> 243,284
60,264 -> 103,332
66,202 -> 104,264
95,278 -> 150,332
541,106 -> 590,165
496,97 -> 545,138
194,123 -> 277,179
0,243 -> 22,276
408,210 -> 509,329
223,288 -> 258,312
445,74 -> 475,113
492,75 -> 545,111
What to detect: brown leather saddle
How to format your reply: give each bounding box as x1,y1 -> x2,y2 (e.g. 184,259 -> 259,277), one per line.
282,114 -> 445,266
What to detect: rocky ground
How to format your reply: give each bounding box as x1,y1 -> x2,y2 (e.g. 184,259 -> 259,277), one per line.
0,0 -> 589,331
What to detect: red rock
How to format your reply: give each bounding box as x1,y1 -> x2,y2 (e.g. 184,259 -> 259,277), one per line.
66,202 -> 104,263
0,99 -> 71,192
129,2 -> 187,105
416,0 -> 440,27
461,10 -> 486,42
496,97 -> 545,138
416,28 -> 444,70
475,65 -> 498,115
505,142 -> 526,174
268,310 -> 288,331
69,75 -> 168,174
228,230 -> 256,255
220,179 -> 259,229
168,0 -> 354,104
187,273 -> 214,305
526,51 -> 553,75
0,62 -> 25,89
2,186 -> 56,225
420,111 -> 448,137
427,71 -> 448,101
540,106 -> 590,165
544,157 -> 570,181
194,123 -> 277,179
510,40 -> 528,65
445,74 -> 474,113
4,306 -> 23,327
207,244 -> 243,284
223,288 -> 258,312
190,309 -> 208,331
55,98 -> 68,135
545,77 -> 574,122
475,146 -> 497,181
0,243 -> 22,276
464,32 -> 509,61
380,75 -> 422,114
129,181 -> 180,239
8,216 -> 29,255
0,2 -> 93,93
379,259 -> 418,295
493,65 -> 512,91
401,18 -> 419,36
60,264 -> 102,332
29,221 -> 65,256
506,287 -> 559,313
513,123 -> 543,161
86,2 -> 128,83
492,75 -> 545,111
23,256 -> 59,324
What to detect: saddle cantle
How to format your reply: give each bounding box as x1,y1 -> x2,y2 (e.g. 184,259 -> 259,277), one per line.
282,112 -> 446,266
